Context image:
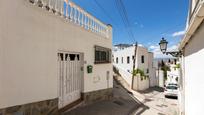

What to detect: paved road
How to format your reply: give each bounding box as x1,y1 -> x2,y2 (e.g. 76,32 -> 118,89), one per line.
131,87 -> 179,115
63,80 -> 142,115
63,79 -> 178,115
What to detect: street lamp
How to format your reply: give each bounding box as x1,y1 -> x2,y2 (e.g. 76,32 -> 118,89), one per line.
159,37 -> 182,57
159,38 -> 168,54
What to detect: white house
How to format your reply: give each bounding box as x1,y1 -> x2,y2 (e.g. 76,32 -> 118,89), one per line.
0,0 -> 113,114
179,0 -> 204,115
166,62 -> 180,84
113,44 -> 157,90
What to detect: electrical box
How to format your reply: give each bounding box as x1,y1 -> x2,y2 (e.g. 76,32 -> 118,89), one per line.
87,65 -> 93,73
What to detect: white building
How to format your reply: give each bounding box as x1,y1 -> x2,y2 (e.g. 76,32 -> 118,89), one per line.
0,0 -> 113,114
113,44 -> 157,90
166,63 -> 180,84
179,0 -> 204,115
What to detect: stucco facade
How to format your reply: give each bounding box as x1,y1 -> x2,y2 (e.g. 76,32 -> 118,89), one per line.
179,0 -> 204,114
113,45 -> 157,89
181,22 -> 204,115
166,63 -> 179,84
0,0 -> 113,112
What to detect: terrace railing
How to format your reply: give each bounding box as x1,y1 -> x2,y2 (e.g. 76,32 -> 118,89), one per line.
29,0 -> 111,38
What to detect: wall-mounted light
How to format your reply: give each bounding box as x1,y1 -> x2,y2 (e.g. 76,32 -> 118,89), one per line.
159,37 -> 182,57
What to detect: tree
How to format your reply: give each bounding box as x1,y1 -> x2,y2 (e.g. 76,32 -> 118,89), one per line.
161,60 -> 170,80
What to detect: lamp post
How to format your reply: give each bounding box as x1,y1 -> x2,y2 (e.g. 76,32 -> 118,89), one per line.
159,37 -> 183,57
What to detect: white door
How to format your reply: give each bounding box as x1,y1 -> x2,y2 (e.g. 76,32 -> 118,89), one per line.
58,52 -> 83,109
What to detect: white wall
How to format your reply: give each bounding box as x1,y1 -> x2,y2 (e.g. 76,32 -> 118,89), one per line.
113,46 -> 135,73
133,74 -> 149,91
167,64 -> 179,84
113,46 -> 150,74
148,52 -> 157,87
183,21 -> 204,115
136,46 -> 149,72
113,64 -> 132,87
156,70 -> 164,87
113,45 -> 156,89
0,0 -> 112,108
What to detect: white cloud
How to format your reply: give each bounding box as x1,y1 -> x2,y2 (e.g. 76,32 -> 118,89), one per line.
138,44 -> 144,47
172,30 -> 186,37
149,45 -> 159,50
148,45 -> 178,58
134,22 -> 138,25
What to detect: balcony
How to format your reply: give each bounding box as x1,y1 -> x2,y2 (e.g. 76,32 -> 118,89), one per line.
29,0 -> 111,38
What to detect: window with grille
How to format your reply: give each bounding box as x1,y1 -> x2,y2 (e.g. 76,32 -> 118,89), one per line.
95,46 -> 111,64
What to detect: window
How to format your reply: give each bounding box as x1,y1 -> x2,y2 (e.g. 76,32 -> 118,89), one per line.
141,55 -> 144,63
116,57 -> 118,64
127,56 -> 130,64
132,56 -> 135,60
121,57 -> 123,63
95,46 -> 111,64
147,69 -> 149,73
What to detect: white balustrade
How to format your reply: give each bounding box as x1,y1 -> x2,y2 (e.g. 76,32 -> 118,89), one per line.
30,0 -> 111,38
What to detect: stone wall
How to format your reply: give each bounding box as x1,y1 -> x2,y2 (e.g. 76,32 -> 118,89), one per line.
0,88 -> 113,115
82,88 -> 113,105
0,98 -> 58,115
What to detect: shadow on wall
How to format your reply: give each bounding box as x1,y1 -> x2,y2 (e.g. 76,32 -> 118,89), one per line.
113,66 -> 121,76
138,86 -> 164,94
113,77 -> 150,115
184,21 -> 204,57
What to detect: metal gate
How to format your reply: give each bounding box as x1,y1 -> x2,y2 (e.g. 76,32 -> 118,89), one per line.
58,52 -> 83,109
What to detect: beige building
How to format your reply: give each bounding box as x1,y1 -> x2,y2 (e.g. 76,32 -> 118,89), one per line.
179,0 -> 204,115
0,0 -> 113,114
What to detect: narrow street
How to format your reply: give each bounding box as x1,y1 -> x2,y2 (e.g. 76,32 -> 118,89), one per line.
131,87 -> 178,115
63,78 -> 178,115
63,80 -> 141,115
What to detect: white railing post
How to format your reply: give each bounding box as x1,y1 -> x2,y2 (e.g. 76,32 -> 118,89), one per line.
81,11 -> 84,27
48,0 -> 53,12
74,6 -> 77,23
87,15 -> 90,30
78,8 -> 81,25
54,0 -> 58,14
91,18 -> 93,31
41,0 -> 48,9
95,20 -> 97,32
60,0 -> 64,17
89,17 -> 92,31
30,0 -> 110,38
65,1 -> 69,19
92,19 -> 95,32
34,0 -> 39,5
84,13 -> 87,29
70,3 -> 73,21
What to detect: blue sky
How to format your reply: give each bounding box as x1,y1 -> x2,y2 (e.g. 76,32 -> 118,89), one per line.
71,0 -> 189,58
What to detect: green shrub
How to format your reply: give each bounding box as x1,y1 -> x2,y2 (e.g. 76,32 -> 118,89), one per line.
133,69 -> 149,81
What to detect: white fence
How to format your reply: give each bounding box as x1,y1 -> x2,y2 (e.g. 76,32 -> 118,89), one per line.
29,0 -> 110,38
114,64 -> 150,91
156,70 -> 164,87
133,74 -> 149,91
